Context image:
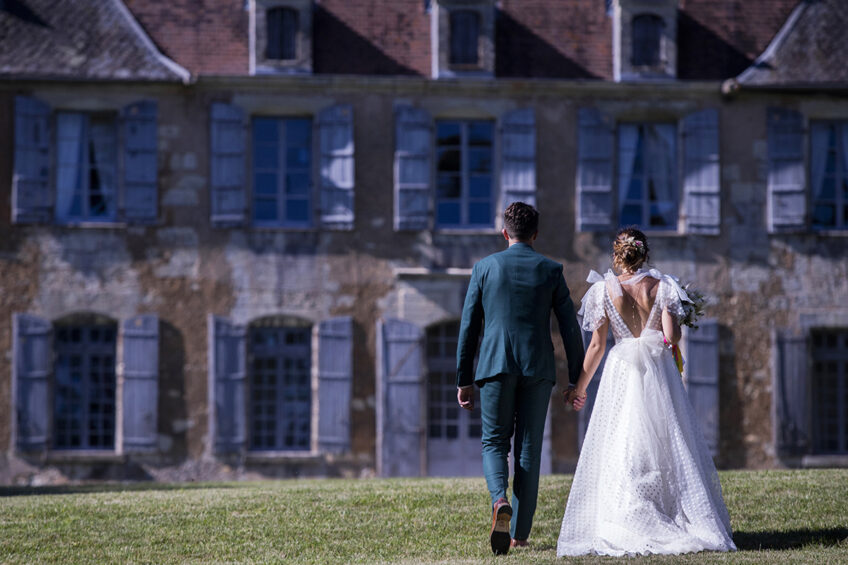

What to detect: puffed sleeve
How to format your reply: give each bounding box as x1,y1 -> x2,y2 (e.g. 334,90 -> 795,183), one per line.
659,275 -> 687,322
577,280 -> 607,332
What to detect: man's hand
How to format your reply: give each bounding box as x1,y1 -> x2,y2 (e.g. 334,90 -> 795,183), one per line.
457,386 -> 474,411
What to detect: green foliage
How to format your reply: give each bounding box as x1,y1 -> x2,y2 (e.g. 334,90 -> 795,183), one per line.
0,470 -> 846,564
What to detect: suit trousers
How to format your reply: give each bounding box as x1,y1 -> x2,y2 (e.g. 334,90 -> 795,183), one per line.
479,373 -> 553,541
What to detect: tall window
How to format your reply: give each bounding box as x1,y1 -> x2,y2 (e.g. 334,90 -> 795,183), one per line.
618,123 -> 677,229
248,324 -> 311,451
632,14 -> 664,67
810,121 -> 848,230
252,117 -> 312,226
449,10 -> 480,66
53,320 -> 117,450
266,7 -> 298,60
811,329 -> 848,454
436,120 -> 493,228
55,112 -> 118,222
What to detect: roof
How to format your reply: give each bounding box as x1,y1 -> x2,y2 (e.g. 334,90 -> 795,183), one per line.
0,0 -> 189,82
737,0 -> 848,88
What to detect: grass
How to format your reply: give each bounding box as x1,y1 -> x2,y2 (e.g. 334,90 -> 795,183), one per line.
0,470 -> 846,564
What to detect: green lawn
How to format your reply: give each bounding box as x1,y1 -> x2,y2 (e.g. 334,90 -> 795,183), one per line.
1,470 -> 846,564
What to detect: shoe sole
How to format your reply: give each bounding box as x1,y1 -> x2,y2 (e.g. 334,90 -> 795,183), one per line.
490,505 -> 512,555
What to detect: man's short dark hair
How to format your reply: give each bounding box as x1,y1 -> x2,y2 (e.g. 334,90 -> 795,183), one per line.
503,202 -> 539,241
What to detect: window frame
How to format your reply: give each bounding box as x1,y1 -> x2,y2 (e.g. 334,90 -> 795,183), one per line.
251,0 -> 312,75
54,110 -> 120,225
810,120 -> 848,231
249,115 -> 315,229
616,121 -> 680,232
265,5 -> 299,61
434,119 -> 495,230
448,9 -> 481,67
631,13 -> 665,68
810,328 -> 848,454
52,319 -> 118,451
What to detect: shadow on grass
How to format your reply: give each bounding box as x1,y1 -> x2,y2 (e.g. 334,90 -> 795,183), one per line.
0,482 -> 238,498
735,528 -> 848,551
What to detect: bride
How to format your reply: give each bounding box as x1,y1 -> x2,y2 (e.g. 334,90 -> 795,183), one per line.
557,228 -> 737,557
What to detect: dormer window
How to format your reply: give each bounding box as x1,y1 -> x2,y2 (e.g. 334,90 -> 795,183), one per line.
266,7 -> 298,60
250,0 -> 312,74
449,10 -> 480,66
612,0 -> 676,81
631,14 -> 664,67
431,0 -> 495,78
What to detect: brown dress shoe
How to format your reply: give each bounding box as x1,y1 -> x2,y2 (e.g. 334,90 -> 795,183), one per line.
490,498 -> 512,555
510,538 -> 529,548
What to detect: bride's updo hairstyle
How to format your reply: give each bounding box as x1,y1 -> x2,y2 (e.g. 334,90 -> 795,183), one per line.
613,227 -> 649,274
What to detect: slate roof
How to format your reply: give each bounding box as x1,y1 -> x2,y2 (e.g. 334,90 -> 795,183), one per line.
737,0 -> 848,88
0,0 -> 189,81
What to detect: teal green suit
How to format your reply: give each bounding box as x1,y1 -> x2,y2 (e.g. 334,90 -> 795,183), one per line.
456,242 -> 584,540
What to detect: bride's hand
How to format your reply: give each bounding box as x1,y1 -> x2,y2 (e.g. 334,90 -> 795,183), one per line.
572,391 -> 587,411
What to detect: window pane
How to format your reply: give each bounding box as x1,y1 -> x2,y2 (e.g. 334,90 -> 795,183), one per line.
254,117 -> 278,141
254,198 -> 277,222
437,122 -> 461,146
286,118 -> 311,146
437,202 -> 461,226
813,204 -> 836,227
468,122 -> 493,146
469,176 -> 491,198
437,148 -> 461,172
286,147 -> 310,169
449,10 -> 479,65
632,14 -> 663,66
621,203 -> 642,225
254,172 -> 278,195
254,143 -> 278,169
468,202 -> 491,225
286,199 -> 309,222
469,148 -> 491,173
437,175 -> 461,199
286,172 -> 310,195
266,7 -> 298,60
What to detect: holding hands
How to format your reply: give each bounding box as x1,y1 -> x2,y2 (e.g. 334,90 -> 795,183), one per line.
564,386 -> 587,411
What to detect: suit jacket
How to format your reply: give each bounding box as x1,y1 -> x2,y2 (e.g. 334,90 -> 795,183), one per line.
456,242 -> 585,387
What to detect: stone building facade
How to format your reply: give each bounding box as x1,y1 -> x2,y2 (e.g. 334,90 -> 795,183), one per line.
0,0 -> 846,484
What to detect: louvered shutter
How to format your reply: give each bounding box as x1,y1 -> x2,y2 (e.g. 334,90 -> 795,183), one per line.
377,318 -> 424,476
122,315 -> 159,452
318,105 -> 355,230
317,316 -> 353,453
210,103 -> 247,226
767,108 -> 806,233
13,96 -> 51,224
682,109 -> 721,235
501,108 -> 537,208
13,314 -> 51,450
576,108 -> 614,231
576,328 -> 615,450
121,101 -> 158,223
394,106 -> 432,230
684,320 -> 720,456
209,315 -> 247,454
774,330 -> 809,457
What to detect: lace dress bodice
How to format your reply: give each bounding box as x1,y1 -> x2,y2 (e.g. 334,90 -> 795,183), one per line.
578,269 -> 687,343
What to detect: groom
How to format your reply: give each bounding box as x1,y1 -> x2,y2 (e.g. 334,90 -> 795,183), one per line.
456,202 -> 585,555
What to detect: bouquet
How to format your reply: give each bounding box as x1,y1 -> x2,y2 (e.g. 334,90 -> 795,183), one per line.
679,282 -> 707,329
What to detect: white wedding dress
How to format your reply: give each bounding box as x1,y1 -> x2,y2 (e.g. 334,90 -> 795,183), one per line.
557,269 -> 736,557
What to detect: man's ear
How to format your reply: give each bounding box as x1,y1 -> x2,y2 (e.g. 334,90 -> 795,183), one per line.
530,231 -> 539,241
502,228 -> 510,240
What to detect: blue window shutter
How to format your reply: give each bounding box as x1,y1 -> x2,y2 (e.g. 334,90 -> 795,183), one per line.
208,315 -> 247,454
684,319 -> 720,457
394,106 -> 432,230
121,101 -> 158,224
576,327 -> 614,451
774,330 -> 809,458
767,108 -> 806,233
13,96 -> 51,224
501,108 -> 537,209
13,313 -> 51,451
682,109 -> 721,235
210,103 -> 247,226
577,108 -> 614,231
318,104 -> 355,230
122,315 -> 159,453
377,318 -> 424,477
317,316 -> 353,453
